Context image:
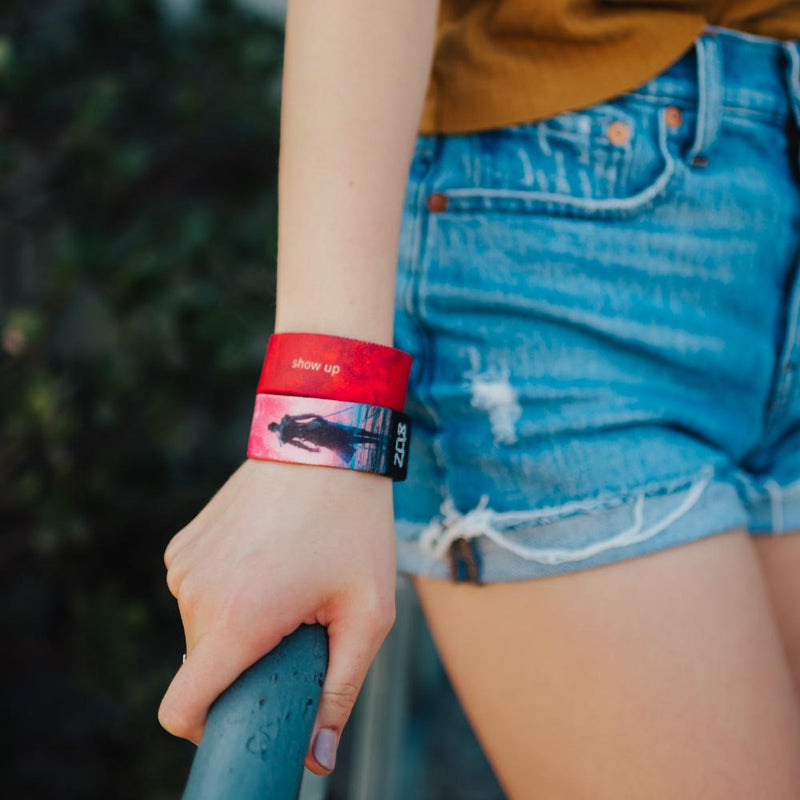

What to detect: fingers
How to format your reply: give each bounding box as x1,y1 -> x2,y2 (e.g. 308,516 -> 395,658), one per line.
305,592 -> 396,775
158,623 -> 285,745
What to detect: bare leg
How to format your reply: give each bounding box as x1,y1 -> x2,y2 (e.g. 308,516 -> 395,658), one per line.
753,531 -> 800,703
411,529 -> 800,800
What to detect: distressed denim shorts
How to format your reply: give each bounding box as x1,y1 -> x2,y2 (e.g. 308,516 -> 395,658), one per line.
391,24 -> 800,585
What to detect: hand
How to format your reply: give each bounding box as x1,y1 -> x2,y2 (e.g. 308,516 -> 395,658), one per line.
158,456 -> 397,775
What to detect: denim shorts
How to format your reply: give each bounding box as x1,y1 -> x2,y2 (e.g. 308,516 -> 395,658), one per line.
391,24 -> 800,585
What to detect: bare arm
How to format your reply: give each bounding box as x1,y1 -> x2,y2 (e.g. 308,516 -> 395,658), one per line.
274,0 -> 439,344
159,0 -> 440,776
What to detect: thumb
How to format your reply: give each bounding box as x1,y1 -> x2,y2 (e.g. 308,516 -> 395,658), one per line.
306,599 -> 395,774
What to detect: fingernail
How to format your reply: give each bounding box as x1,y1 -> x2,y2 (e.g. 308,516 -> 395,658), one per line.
312,727 -> 338,770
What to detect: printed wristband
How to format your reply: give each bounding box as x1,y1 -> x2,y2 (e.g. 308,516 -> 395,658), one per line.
256,332 -> 413,411
248,392 -> 410,481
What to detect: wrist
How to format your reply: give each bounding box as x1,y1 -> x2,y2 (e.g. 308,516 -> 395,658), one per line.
245,332 -> 413,482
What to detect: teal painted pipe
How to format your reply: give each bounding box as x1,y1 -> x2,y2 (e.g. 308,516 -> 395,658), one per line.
182,623 -> 329,800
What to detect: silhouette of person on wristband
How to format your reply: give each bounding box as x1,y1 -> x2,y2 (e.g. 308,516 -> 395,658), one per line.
268,412 -> 383,463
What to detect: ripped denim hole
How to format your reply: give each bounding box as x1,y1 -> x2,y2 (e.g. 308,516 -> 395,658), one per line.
418,465 -> 715,566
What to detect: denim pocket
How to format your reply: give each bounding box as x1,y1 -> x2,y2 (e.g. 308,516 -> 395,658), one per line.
439,94 -> 685,220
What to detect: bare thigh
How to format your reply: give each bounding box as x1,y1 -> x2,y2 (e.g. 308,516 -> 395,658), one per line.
411,528 -> 800,800
753,532 -> 800,702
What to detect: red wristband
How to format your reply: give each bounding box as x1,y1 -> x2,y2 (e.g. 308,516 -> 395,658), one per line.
256,332 -> 413,411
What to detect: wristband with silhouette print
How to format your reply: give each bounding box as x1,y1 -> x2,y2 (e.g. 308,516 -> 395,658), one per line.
247,392 -> 410,481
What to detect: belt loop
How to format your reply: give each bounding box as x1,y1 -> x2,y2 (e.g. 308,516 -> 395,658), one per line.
687,31 -> 723,167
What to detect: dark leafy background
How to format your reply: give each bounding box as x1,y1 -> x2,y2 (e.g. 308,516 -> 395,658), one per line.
0,2 -> 508,798
1,1 -> 284,797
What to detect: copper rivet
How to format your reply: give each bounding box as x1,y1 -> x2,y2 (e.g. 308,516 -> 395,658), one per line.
427,192 -> 449,212
607,120 -> 631,145
665,105 -> 683,128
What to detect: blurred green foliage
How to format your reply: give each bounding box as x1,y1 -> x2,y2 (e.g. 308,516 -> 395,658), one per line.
0,1 -> 284,796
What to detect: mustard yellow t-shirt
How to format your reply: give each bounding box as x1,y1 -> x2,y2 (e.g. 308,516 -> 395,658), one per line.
419,0 -> 800,134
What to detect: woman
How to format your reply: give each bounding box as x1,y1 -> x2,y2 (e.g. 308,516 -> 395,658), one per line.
158,2 -> 800,796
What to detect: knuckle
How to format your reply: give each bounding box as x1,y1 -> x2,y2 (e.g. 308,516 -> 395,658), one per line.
370,608 -> 395,637
163,534 -> 184,570
176,573 -> 202,613
324,681 -> 361,715
360,592 -> 396,634
381,600 -> 397,630
164,549 -> 193,599
165,566 -> 182,598
163,521 -> 195,569
214,586 -> 255,632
